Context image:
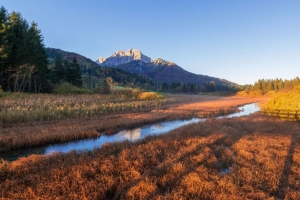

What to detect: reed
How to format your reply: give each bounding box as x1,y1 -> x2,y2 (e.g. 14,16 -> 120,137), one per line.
0,93 -> 194,127
0,113 -> 299,199
0,96 -> 267,151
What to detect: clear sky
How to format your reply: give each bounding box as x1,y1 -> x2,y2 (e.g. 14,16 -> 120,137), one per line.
2,0 -> 300,85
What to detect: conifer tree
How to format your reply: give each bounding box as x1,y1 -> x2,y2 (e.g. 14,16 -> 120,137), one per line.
71,57 -> 82,87
53,54 -> 65,83
0,7 -> 49,92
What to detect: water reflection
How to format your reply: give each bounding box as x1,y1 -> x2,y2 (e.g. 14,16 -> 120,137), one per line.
0,103 -> 260,161
218,102 -> 260,119
120,128 -> 141,141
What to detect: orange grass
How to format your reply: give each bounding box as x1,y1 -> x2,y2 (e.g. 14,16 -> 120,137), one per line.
1,112 -> 299,199
1,93 -> 211,127
0,96 -> 268,151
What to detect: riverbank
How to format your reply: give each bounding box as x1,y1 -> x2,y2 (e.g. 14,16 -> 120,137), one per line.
1,112 -> 299,199
1,103 -> 260,161
0,96 -> 269,152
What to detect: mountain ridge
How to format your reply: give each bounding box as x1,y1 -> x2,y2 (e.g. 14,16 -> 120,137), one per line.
96,49 -> 237,86
45,48 -> 161,90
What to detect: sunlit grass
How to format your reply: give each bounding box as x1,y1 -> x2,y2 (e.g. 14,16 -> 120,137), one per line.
0,96 -> 267,150
1,113 -> 299,199
0,93 -> 181,127
262,86 -> 300,121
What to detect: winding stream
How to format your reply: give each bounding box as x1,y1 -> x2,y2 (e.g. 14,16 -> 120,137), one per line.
0,103 -> 260,161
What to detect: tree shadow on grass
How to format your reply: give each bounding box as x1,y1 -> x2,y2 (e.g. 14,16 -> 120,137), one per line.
276,133 -> 297,199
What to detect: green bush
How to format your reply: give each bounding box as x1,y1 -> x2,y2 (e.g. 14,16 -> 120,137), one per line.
54,82 -> 93,95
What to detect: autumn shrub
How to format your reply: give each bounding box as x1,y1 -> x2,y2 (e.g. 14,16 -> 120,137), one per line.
54,82 -> 93,95
132,88 -> 142,99
236,91 -> 249,96
265,90 -> 277,96
249,90 -> 263,96
138,92 -> 164,100
236,90 -> 263,97
263,86 -> 300,120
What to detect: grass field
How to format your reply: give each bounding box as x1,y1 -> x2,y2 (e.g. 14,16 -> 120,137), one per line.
1,112 -> 299,199
0,96 -> 267,151
0,93 -> 178,127
4,94 -> 296,199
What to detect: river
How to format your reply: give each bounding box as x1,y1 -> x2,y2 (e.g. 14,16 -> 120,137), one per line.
0,103 -> 260,161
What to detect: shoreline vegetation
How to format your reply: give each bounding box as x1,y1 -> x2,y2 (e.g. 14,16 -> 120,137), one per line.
262,86 -> 300,121
0,95 -> 267,152
1,112 -> 299,199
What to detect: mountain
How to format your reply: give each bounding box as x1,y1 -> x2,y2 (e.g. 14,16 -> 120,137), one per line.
47,47 -> 100,69
96,48 -> 152,66
96,49 -> 236,86
46,48 -> 160,90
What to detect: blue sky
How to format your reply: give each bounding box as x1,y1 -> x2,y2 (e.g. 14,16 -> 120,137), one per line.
2,0 -> 300,85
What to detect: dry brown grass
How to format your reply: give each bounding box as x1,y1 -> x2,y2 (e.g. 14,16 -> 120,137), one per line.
1,110 -> 299,199
0,96 -> 268,151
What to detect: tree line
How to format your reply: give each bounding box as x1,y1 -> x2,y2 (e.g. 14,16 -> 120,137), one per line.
0,7 -> 84,93
161,81 -> 238,93
242,77 -> 300,94
0,6 -> 51,93
52,54 -> 82,87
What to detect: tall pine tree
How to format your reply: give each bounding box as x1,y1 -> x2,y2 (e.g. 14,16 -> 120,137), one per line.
0,7 -> 49,92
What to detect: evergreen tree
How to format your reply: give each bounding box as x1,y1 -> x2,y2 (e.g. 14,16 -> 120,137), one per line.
0,6 -> 8,88
190,84 -> 195,93
65,58 -> 82,87
70,57 -> 82,87
53,54 -> 65,83
182,84 -> 187,93
0,7 -> 49,92
162,82 -> 168,91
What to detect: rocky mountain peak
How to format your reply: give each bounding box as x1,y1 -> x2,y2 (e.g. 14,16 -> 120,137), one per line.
153,58 -> 169,65
97,57 -> 106,64
96,48 -> 153,66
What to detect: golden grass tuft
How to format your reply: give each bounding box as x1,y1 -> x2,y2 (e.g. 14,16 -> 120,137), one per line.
126,179 -> 157,199
138,92 -> 164,100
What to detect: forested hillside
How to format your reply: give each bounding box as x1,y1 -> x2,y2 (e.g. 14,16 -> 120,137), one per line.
46,48 -> 161,90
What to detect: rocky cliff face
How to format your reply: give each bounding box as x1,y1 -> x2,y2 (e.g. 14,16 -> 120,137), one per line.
96,48 -> 152,66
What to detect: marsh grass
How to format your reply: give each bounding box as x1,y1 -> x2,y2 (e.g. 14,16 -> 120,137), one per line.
0,93 -> 185,127
0,96 -> 266,151
0,113 -> 299,199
